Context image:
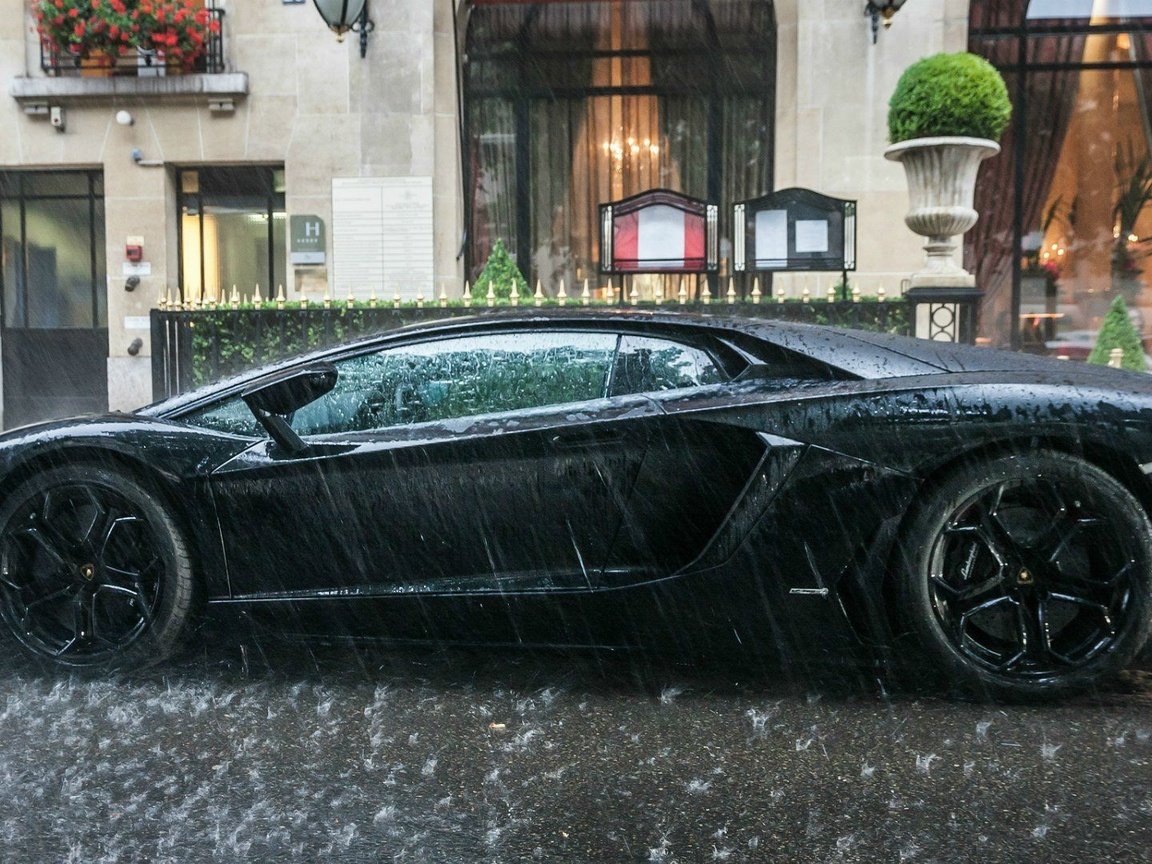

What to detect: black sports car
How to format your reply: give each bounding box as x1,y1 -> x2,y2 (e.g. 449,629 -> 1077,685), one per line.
1,311 -> 1150,699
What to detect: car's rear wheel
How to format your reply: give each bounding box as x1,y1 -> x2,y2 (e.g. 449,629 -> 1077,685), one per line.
0,466 -> 195,671
897,451 -> 1152,700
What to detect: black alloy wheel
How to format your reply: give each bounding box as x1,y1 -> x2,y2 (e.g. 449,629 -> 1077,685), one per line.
898,451 -> 1152,700
0,467 -> 195,670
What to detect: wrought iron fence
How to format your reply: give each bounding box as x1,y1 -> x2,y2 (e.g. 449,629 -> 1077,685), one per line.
39,9 -> 226,77
150,299 -> 913,400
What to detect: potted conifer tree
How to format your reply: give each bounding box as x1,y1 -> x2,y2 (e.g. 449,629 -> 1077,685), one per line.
475,239 -> 529,301
884,52 -> 1011,288
1088,295 -> 1147,371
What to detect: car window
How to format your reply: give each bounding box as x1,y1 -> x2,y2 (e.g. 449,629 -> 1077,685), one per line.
608,335 -> 725,396
179,394 -> 262,437
289,331 -> 618,435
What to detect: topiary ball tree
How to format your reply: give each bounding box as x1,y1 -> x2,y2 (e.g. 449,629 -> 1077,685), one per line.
1088,295 -> 1147,372
474,239 -> 529,301
888,52 -> 1012,144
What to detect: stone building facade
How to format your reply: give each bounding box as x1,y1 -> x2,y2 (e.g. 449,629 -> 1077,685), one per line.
4,0 -> 1144,426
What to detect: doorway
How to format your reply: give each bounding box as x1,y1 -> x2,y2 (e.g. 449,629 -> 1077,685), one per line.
0,171 -> 108,429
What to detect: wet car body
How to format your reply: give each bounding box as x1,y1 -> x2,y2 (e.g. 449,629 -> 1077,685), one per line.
2,311 -> 1151,697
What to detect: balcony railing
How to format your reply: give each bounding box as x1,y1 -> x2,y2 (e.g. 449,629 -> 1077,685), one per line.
39,8 -> 225,77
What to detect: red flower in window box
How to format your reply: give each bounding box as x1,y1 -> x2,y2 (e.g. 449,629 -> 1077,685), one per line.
34,0 -> 217,70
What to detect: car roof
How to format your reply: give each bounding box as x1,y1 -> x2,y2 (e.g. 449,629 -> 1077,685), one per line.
138,310 -> 1146,416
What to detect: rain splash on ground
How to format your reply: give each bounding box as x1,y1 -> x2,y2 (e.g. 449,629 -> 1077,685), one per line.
0,637 -> 1148,863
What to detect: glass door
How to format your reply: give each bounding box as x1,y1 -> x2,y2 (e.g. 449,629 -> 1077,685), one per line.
0,171 -> 107,429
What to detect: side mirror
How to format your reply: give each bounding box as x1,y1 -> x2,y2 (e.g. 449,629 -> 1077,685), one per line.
242,363 -> 337,452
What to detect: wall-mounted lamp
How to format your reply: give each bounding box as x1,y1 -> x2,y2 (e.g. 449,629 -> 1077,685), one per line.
130,148 -> 164,168
312,0 -> 374,59
115,110 -> 134,127
865,0 -> 909,44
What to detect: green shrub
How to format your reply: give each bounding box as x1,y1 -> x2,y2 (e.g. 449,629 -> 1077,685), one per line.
474,239 -> 529,300
1088,295 -> 1147,371
888,52 -> 1012,144
178,299 -> 912,390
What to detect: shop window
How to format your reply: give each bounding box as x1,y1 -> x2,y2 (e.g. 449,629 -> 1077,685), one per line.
969,0 -> 1152,352
179,166 -> 286,304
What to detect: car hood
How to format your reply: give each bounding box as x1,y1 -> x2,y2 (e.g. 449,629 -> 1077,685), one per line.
0,413 -> 257,481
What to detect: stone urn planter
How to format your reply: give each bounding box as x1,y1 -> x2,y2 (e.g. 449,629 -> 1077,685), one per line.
884,136 -> 1000,289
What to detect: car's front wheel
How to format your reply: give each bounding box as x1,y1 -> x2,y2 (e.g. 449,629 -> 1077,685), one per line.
0,466 -> 196,671
897,451 -> 1152,700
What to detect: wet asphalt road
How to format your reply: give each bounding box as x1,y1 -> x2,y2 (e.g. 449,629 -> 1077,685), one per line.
0,637 -> 1149,864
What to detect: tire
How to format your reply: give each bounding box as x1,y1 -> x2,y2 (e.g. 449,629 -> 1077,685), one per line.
896,451 -> 1152,700
0,466 -> 196,671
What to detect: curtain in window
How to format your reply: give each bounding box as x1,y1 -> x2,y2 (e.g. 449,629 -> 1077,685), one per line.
1130,33 -> 1152,153
468,98 -> 518,274
970,0 -> 1028,30
968,3 -> 1085,344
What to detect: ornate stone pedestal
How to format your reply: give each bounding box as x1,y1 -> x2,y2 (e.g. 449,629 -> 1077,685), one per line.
905,285 -> 982,344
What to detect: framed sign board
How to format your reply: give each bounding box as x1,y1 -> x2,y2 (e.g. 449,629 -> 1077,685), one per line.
733,188 -> 856,273
599,189 -> 718,274
332,177 -> 434,300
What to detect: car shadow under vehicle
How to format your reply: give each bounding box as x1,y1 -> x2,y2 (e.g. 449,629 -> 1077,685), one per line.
65,622 -> 1152,707
0,617 -> 1147,707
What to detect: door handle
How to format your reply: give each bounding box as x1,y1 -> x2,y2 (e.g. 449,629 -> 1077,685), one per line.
550,430 -> 626,448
